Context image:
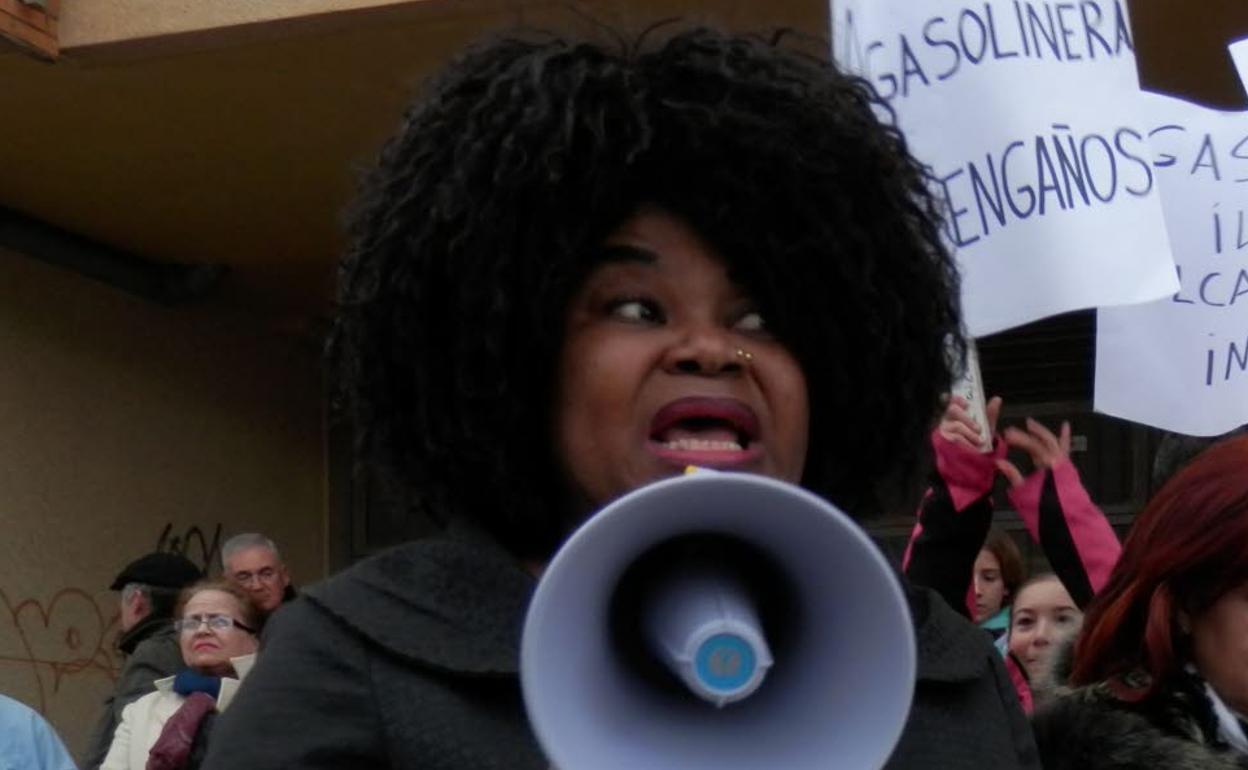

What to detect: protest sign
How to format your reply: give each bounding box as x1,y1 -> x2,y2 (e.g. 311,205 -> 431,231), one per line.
1232,37 -> 1248,91
833,0 -> 1178,335
1095,92 -> 1248,436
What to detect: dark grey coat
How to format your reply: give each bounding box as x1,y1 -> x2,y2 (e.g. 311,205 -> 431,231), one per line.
82,619 -> 184,770
202,533 -> 1038,769
887,586 -> 1040,768
202,534 -> 544,770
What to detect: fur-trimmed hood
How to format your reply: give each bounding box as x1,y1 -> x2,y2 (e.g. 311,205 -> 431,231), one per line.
1031,641 -> 1248,770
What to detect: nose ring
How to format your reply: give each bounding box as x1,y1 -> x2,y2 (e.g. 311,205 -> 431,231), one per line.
735,348 -> 753,362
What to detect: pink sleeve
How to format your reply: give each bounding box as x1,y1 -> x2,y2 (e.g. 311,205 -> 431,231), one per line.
901,430 -> 1001,571
931,428 -> 1005,512
1007,460 -> 1121,595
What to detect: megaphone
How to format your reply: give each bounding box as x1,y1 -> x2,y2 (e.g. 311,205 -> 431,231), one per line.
521,471 -> 916,770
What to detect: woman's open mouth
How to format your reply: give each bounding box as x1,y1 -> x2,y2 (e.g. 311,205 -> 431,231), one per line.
646,396 -> 762,468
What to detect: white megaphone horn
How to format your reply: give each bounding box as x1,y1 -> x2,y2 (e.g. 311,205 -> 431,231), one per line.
521,470 -> 916,770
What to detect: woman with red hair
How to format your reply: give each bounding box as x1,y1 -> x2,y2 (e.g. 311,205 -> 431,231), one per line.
1033,435 -> 1248,769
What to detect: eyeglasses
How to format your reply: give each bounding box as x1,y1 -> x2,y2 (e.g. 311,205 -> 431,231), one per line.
174,613 -> 257,635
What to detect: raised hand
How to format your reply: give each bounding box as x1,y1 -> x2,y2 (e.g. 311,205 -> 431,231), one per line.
996,417 -> 1071,487
937,393 -> 1002,451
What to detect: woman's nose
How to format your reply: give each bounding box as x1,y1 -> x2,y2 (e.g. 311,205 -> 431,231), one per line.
662,322 -> 744,376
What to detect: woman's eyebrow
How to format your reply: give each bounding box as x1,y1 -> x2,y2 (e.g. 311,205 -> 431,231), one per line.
598,243 -> 658,265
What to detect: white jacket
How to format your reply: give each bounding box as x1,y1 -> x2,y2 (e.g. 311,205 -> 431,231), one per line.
99,655 -> 255,770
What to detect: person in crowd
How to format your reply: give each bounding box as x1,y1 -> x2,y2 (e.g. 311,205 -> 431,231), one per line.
903,395 -> 1121,711
220,533 -> 294,617
202,27 -> 1040,768
101,579 -> 260,770
83,552 -> 203,770
974,526 -> 1025,638
1033,434 -> 1248,769
0,693 -> 77,770
1007,573 -> 1082,682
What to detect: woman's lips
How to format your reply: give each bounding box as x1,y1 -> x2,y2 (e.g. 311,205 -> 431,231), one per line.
649,397 -> 759,440
647,397 -> 762,469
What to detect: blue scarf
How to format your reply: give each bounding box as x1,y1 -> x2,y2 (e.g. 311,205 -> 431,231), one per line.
172,669 -> 222,700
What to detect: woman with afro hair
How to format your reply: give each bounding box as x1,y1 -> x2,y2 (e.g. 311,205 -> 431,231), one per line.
202,27 -> 1039,769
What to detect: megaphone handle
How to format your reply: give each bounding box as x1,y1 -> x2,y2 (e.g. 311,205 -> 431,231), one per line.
643,566 -> 773,707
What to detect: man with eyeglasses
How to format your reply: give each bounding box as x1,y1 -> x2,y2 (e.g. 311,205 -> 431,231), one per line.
82,552 -> 202,770
221,533 -> 295,617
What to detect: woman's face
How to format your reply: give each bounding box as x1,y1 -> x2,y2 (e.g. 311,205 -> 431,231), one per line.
177,589 -> 259,677
1009,576 -> 1081,680
1188,580 -> 1248,715
973,548 -> 1007,622
554,208 -> 810,516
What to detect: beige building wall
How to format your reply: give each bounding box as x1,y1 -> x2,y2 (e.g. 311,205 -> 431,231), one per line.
0,248 -> 325,759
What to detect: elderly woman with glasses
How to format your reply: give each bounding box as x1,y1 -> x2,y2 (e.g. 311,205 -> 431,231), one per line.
101,579 -> 260,770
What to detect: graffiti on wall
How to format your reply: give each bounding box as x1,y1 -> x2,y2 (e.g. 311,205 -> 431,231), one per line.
1,521 -> 225,716
0,586 -> 119,713
154,522 -> 223,573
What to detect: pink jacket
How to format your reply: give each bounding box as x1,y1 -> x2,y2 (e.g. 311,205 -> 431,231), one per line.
902,430 -> 1122,712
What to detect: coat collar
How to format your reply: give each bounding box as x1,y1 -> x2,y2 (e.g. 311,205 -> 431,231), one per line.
154,654 -> 255,711
303,535 -> 987,684
907,584 -> 995,683
154,654 -> 257,690
304,524 -> 536,677
118,614 -> 175,655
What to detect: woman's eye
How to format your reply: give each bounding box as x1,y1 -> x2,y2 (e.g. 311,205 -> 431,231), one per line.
734,310 -> 767,333
1056,612 -> 1080,627
1013,617 -> 1034,631
608,298 -> 662,323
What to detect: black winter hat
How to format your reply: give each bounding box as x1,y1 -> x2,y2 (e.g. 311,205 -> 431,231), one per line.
109,552 -> 202,591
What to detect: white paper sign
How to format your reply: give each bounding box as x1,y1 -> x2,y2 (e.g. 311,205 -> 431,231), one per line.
1095,93 -> 1248,436
832,0 -> 1178,336
1231,37 -> 1248,92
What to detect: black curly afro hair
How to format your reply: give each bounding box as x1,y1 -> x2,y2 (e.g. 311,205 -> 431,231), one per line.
330,27 -> 965,560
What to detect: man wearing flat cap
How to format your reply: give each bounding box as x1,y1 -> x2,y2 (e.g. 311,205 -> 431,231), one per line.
81,552 -> 201,770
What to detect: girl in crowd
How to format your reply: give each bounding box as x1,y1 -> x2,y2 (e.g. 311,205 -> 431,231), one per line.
203,27 -> 1039,768
102,580 -> 259,770
975,526 -> 1025,640
904,395 -> 1121,711
1008,573 -> 1082,682
1034,435 -> 1248,769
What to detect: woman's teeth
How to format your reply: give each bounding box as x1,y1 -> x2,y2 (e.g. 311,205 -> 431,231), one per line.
661,438 -> 743,451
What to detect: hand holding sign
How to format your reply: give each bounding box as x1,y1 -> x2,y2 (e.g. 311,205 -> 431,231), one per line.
939,393 -> 1003,451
